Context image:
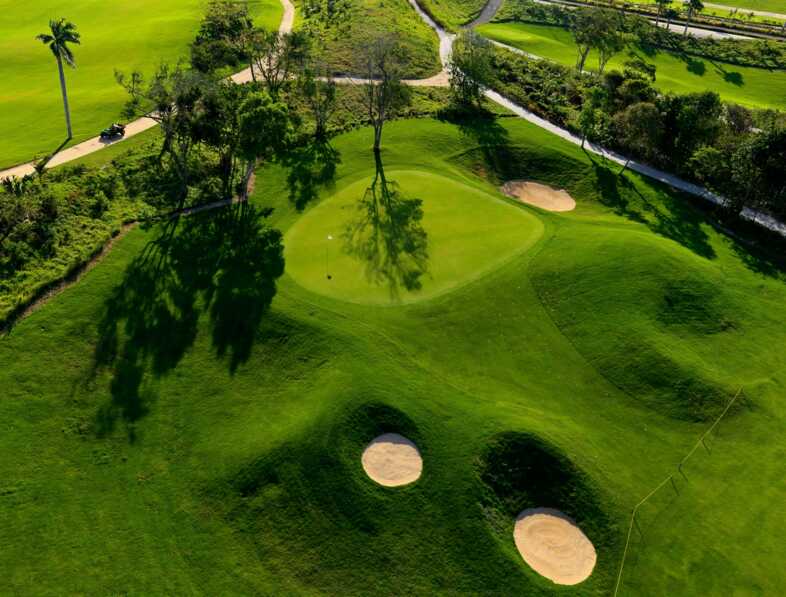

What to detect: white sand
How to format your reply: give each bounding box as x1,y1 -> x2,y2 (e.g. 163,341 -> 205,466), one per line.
513,508 -> 596,585
361,433 -> 422,487
501,181 -> 577,212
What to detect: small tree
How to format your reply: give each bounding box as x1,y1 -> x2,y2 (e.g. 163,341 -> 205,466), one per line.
614,102 -> 664,172
36,19 -> 81,140
664,7 -> 680,30
595,12 -> 629,74
250,30 -> 310,96
358,35 -> 411,153
448,31 -> 495,109
572,10 -> 596,72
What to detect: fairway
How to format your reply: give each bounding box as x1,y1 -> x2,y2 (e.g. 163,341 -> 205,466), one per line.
285,169 -> 543,304
478,21 -> 786,109
0,0 -> 282,169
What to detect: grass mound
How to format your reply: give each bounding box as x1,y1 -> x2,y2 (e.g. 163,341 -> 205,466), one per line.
529,227 -> 768,421
477,432 -> 615,581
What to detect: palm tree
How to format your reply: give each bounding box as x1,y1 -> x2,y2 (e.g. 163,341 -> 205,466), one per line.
683,0 -> 704,35
655,0 -> 672,26
36,19 -> 81,139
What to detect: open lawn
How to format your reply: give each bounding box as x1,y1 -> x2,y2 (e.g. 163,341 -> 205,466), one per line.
418,0 -> 488,28
2,116 -> 786,595
0,0 -> 282,169
478,21 -> 786,109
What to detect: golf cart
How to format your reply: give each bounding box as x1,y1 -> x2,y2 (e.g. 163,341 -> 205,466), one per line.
100,123 -> 126,140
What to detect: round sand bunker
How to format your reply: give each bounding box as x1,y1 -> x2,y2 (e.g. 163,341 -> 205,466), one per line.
361,433 -> 422,487
502,181 -> 576,212
513,508 -> 596,585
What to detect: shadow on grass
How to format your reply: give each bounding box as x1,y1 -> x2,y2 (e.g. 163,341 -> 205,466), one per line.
91,203 -> 284,441
587,154 -> 716,259
342,152 -> 429,299
284,139 -> 341,211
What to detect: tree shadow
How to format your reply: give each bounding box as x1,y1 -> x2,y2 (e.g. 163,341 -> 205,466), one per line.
341,152 -> 429,300
710,60 -> 744,86
592,160 -> 716,259
91,203 -> 284,441
685,57 -> 707,77
284,139 -> 341,211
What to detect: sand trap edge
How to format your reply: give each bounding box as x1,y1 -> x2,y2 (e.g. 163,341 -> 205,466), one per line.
501,181 -> 577,212
361,433 -> 423,487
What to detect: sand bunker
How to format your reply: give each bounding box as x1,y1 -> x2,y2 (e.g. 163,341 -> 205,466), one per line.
361,433 -> 422,487
513,508 -> 596,585
501,181 -> 576,212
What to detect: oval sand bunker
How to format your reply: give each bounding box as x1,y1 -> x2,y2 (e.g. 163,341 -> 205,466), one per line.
513,508 -> 596,585
502,181 -> 576,212
362,433 -> 422,487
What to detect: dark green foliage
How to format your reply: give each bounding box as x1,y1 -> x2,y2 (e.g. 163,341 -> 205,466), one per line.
190,0 -> 253,72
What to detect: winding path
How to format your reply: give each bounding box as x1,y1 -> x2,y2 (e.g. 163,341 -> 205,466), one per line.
1,0 -> 783,238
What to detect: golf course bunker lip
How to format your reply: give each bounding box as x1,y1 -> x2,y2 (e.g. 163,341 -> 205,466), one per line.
501,181 -> 576,212
513,508 -> 596,585
361,433 -> 422,487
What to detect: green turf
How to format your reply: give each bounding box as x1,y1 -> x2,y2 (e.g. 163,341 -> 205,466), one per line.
2,117 -> 786,595
478,21 -> 786,109
285,169 -> 543,304
0,0 -> 283,170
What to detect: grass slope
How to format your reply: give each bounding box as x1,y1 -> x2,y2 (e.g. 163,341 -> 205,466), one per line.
478,21 -> 786,109
0,0 -> 282,169
1,117 -> 786,595
418,0 -> 488,29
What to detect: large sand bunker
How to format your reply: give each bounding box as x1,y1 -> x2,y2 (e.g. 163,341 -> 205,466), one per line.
361,433 -> 422,487
513,508 -> 596,585
502,181 -> 576,212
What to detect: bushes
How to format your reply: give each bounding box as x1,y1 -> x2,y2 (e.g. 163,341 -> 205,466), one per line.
190,1 -> 253,73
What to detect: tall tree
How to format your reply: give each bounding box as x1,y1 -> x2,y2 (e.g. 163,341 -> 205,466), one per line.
36,19 -> 81,139
298,60 -> 337,140
358,35 -> 411,153
614,102 -> 664,172
250,30 -> 310,96
655,0 -> 673,26
448,31 -> 495,109
683,0 -> 704,34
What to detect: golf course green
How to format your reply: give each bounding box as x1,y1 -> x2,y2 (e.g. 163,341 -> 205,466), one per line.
2,115 -> 786,595
0,0 -> 282,169
285,169 -> 542,304
478,21 -> 786,109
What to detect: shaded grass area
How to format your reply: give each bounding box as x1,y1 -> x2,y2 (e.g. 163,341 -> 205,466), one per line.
1,117 -> 786,595
478,21 -> 786,109
0,0 -> 282,169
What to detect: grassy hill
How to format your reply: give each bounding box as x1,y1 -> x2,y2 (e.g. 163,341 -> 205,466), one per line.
1,117 -> 786,595
477,21 -> 786,109
0,0 -> 282,169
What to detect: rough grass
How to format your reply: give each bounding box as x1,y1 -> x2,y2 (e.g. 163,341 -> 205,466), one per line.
417,0 -> 489,28
295,0 -> 440,78
1,117 -> 786,595
477,21 -> 786,109
0,0 -> 282,169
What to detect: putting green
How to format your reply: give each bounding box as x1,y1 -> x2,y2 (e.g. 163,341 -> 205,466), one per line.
284,169 -> 543,304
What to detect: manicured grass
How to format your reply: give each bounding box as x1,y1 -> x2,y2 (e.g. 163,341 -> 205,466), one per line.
2,117 -> 786,595
478,21 -> 786,109
285,169 -> 542,304
0,0 -> 282,169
